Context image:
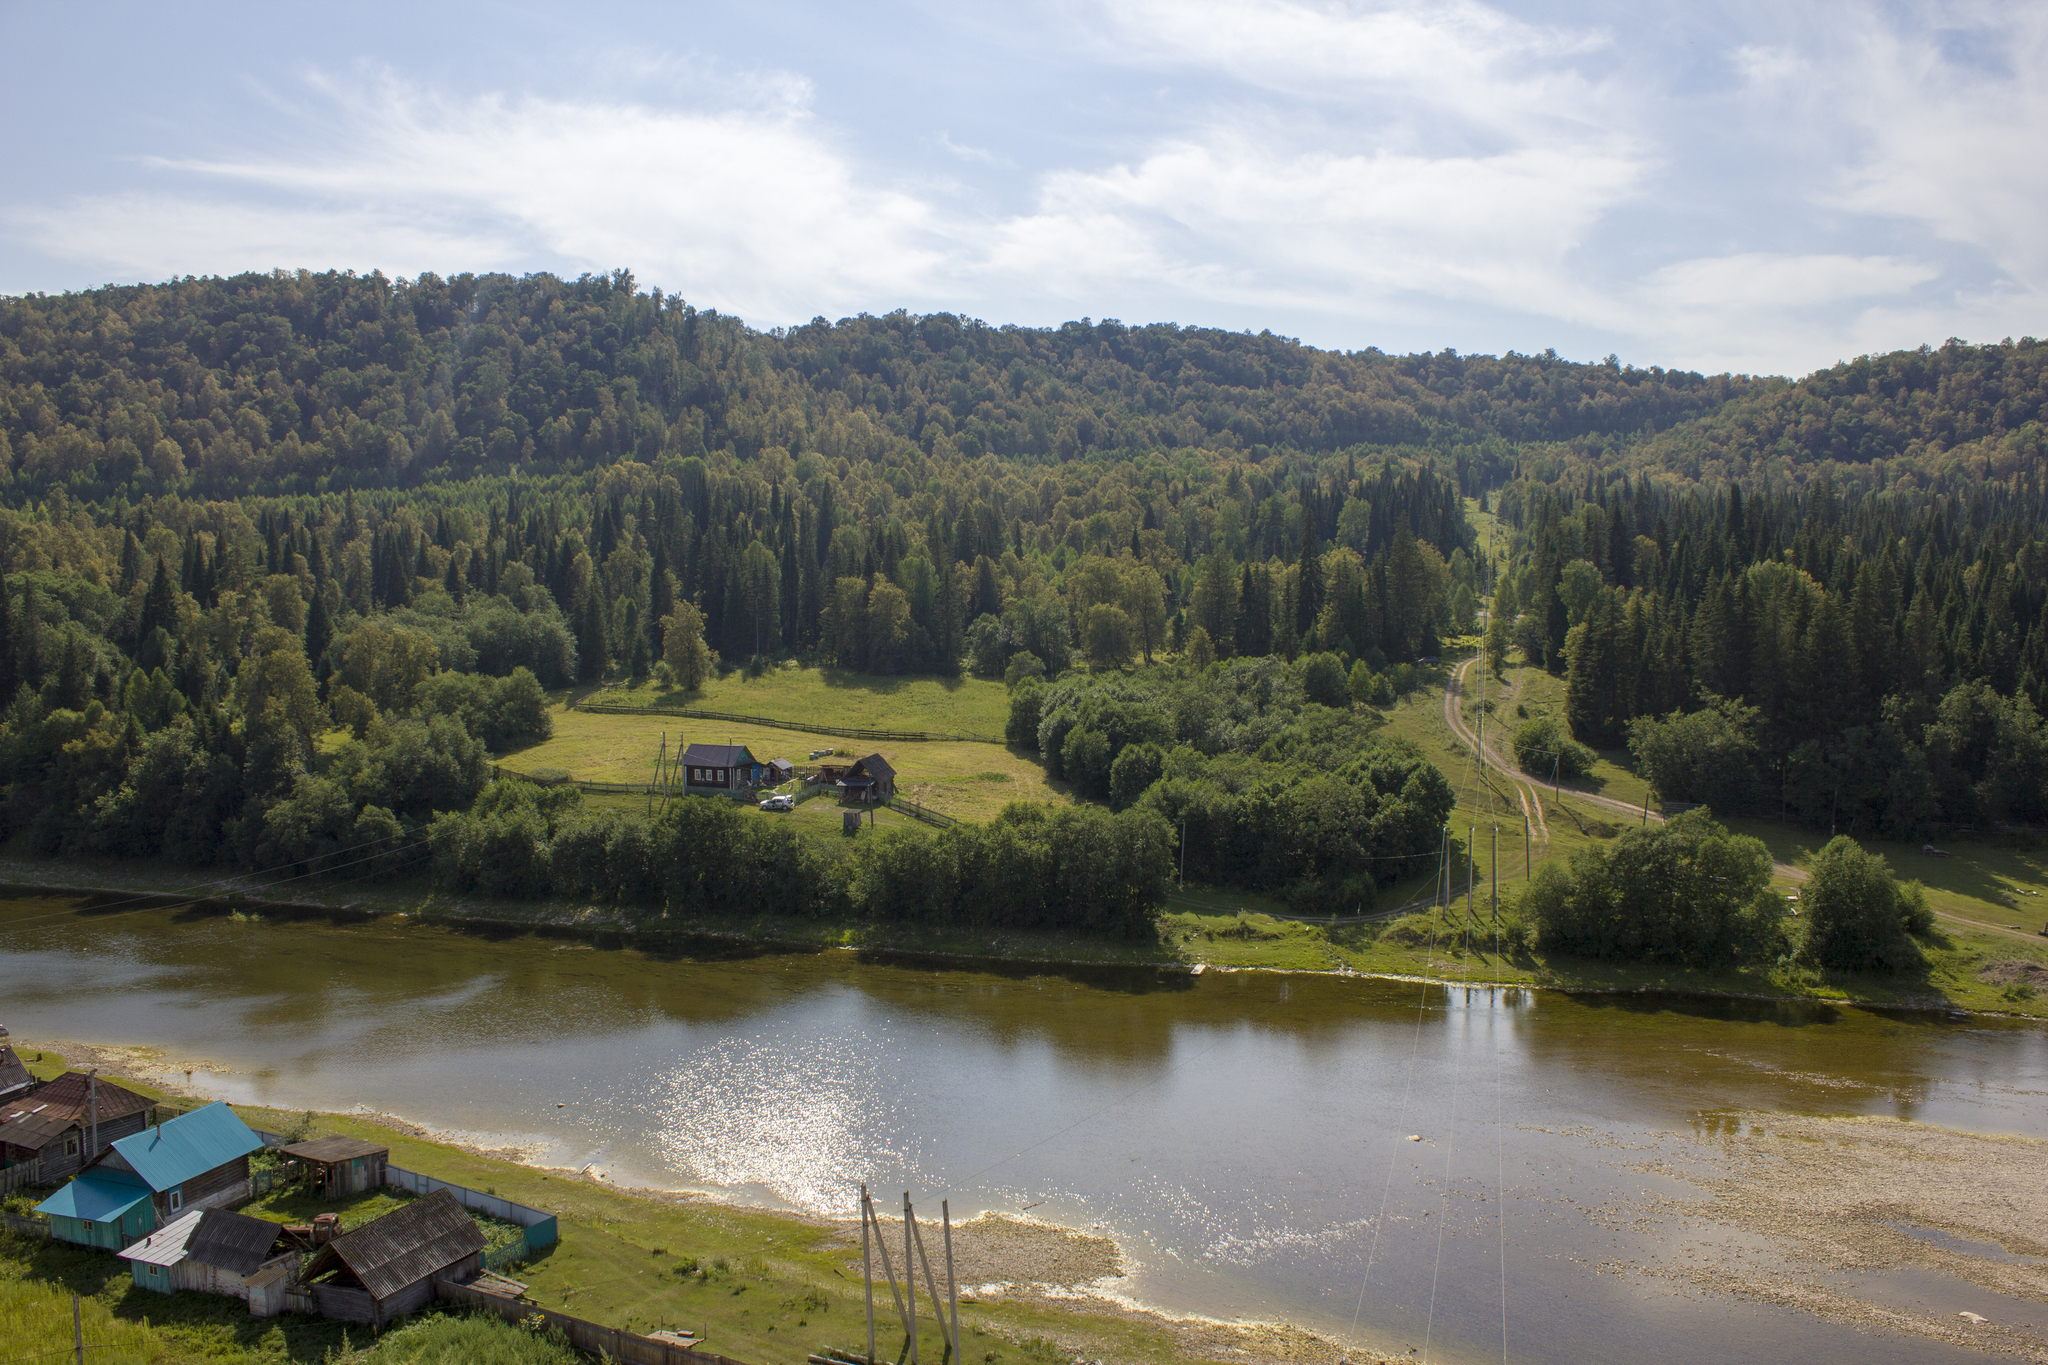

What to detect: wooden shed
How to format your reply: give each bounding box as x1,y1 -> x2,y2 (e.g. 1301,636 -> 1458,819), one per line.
840,753 -> 896,803
281,1136 -> 389,1198
299,1188 -> 486,1326
119,1206 -> 293,1308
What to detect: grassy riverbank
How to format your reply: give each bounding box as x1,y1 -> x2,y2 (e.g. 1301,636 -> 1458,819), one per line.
0,1045 -> 1358,1365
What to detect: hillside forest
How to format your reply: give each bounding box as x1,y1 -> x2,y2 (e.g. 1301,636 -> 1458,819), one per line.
0,269 -> 2043,947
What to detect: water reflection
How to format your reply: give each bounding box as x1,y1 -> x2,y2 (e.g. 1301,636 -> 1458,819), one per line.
2,893 -> 2044,1365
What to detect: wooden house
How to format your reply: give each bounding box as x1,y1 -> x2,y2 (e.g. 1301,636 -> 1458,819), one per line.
680,743 -> 763,796
40,1101 -> 263,1247
280,1136 -> 389,1198
3,1072 -> 158,1182
839,753 -> 897,803
299,1187 -> 486,1326
119,1206 -> 294,1309
765,758 -> 795,783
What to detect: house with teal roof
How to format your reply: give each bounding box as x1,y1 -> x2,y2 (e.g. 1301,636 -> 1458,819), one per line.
37,1102 -> 264,1249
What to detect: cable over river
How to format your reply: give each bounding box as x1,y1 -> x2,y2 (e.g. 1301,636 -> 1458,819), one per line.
3,891 -> 2045,1363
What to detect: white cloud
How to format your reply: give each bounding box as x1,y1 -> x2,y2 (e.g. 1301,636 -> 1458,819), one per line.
11,71 -> 948,321
1086,0 -> 1613,138
1824,9 -> 2048,291
6,4 -> 2044,376
989,127 -> 1644,322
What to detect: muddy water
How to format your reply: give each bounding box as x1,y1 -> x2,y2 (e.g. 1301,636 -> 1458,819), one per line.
3,892 -> 2044,1364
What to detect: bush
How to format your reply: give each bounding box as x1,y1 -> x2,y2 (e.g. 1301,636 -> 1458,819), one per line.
1514,716 -> 1594,780
1628,697 -> 1760,814
1800,836 -> 1927,973
1521,810 -> 1784,966
1298,652 -> 1350,708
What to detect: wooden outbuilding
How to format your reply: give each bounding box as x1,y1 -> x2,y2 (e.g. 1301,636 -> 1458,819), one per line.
839,753 -> 897,803
299,1187 -> 486,1326
119,1206 -> 295,1312
1,1071 -> 157,1182
280,1136 -> 389,1198
765,758 -> 795,783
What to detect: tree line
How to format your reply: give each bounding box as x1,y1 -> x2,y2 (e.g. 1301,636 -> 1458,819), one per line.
1492,467 -> 2048,834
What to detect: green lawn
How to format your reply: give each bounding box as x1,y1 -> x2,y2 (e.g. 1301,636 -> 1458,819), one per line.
500,703 -> 1066,822
588,663 -> 1012,737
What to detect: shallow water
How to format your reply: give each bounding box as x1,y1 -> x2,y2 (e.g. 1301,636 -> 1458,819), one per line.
3,891 -> 2044,1364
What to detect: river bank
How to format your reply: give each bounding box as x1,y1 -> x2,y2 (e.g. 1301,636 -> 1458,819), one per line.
6,1039 -> 1380,1365
4,850 -> 2047,1021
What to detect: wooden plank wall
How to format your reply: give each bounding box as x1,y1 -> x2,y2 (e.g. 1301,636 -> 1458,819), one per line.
435,1278 -> 754,1365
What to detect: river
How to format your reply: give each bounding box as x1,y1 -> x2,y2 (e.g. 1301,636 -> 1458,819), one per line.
3,891 -> 2044,1364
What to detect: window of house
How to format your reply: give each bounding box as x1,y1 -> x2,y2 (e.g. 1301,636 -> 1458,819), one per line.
167,1188 -> 182,1212
64,1135 -> 79,1157
148,1264 -> 160,1277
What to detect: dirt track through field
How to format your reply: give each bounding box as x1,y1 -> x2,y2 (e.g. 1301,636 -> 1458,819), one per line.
1446,656 -> 1810,882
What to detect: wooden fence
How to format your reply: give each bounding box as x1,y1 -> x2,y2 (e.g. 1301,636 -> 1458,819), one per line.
887,797 -> 958,829
575,701 -> 999,745
1,1209 -> 48,1238
436,1277 -> 752,1365
0,1156 -> 43,1196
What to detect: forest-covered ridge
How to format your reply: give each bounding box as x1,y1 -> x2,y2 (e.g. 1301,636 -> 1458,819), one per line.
3,268 -> 2038,506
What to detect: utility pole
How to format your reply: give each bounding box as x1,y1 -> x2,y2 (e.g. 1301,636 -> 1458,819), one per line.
943,1201 -> 960,1365
87,1071 -> 97,1164
1467,824 -> 1475,924
1179,818 -> 1186,891
904,1193 -> 918,1365
862,1184 -> 875,1365
1491,826 -> 1498,923
1524,812 -> 1531,880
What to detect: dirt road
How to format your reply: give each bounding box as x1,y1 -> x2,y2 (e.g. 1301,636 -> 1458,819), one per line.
1442,656 -> 1812,881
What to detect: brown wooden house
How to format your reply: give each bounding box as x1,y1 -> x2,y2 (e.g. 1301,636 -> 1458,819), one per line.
839,753 -> 897,803
299,1187 -> 485,1326
1,1071 -> 157,1182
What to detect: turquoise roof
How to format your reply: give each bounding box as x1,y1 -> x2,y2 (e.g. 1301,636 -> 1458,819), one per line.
106,1102 -> 262,1191
38,1171 -> 151,1222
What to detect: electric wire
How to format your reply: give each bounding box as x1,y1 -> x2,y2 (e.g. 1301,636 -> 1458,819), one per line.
1344,825 -> 1446,1357
0,826 -> 436,933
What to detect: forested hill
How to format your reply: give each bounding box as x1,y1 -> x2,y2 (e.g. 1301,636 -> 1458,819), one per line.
2,271 -> 2038,505
2,268 -> 1755,499
1631,340 -> 2046,486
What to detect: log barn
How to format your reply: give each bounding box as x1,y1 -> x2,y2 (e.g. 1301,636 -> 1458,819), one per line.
298,1187 -> 486,1326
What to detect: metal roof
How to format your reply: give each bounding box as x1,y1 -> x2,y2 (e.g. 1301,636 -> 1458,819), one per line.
118,1207 -> 203,1267
187,1208 -> 286,1275
36,1171 -> 152,1222
0,1045 -> 30,1099
303,1188 -> 485,1301
105,1102 -> 262,1192
281,1136 -> 388,1164
682,743 -> 755,767
852,752 -> 895,778
1,1072 -> 153,1135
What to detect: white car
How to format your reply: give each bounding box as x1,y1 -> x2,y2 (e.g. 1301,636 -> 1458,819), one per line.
758,794 -> 795,811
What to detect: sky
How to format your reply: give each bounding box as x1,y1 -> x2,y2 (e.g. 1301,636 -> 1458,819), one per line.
1,0 -> 2043,378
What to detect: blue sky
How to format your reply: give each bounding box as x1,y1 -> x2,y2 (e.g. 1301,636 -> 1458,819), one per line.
3,0 -> 2042,376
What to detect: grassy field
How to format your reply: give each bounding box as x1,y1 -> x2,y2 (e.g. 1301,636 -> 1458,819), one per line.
0,1051 -> 1251,1365
587,663 -> 1012,736
499,703 -> 1065,823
